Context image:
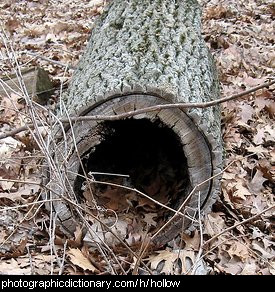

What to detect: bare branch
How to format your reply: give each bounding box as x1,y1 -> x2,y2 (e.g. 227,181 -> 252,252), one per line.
203,204 -> 275,247
62,79 -> 275,123
0,80 -> 274,140
25,51 -> 75,70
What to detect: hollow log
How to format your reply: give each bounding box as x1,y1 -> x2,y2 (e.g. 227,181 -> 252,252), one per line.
49,0 -> 223,246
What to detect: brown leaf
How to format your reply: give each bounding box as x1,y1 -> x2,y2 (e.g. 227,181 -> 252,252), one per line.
254,91 -> 274,112
233,181 -> 251,200
248,169 -> 267,194
68,248 -> 96,272
227,242 -> 250,262
223,262 -> 243,275
253,128 -> 265,145
148,249 -> 195,274
181,230 -> 200,251
98,187 -> 130,211
246,145 -> 268,157
204,213 -> 226,238
242,76 -> 264,87
83,218 -> 127,247
238,103 -> 254,123
17,237 -> 28,254
251,242 -> 273,259
0,258 -> 31,275
241,262 -> 257,275
0,93 -> 24,120
0,180 -> 41,201
143,213 -> 157,227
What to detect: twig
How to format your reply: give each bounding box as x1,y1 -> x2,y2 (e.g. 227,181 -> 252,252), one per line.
0,193 -> 43,249
132,229 -> 149,275
70,171 -> 196,222
26,246 -> 34,275
203,204 -> 275,247
0,123 -> 38,140
61,79 -> 275,122
0,174 -> 152,274
90,172 -> 130,178
0,80 -> 274,140
0,177 -> 42,186
150,160 -> 235,243
50,213 -> 63,274
0,198 -> 61,211
58,240 -> 68,275
25,51 -> 75,70
190,191 -> 204,275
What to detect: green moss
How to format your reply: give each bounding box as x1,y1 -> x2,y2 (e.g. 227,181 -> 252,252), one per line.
152,49 -> 158,59
180,33 -> 186,44
110,19 -> 124,30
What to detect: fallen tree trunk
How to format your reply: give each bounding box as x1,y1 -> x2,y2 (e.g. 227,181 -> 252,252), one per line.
49,0 -> 223,246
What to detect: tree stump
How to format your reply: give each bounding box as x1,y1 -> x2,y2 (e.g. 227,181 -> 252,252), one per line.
48,0 -> 223,246
0,67 -> 54,104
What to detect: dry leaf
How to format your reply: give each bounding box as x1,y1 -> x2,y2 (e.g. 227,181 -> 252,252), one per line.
233,181 -> 251,200
246,146 -> 268,156
253,128 -> 265,145
241,262 -> 257,275
143,213 -> 157,227
0,93 -> 24,120
84,218 -> 127,247
227,242 -> 250,261
68,248 -> 96,272
148,249 -> 196,274
0,258 -> 31,275
251,242 -> 273,259
248,169 -> 267,194
239,103 -> 254,123
223,262 -> 243,275
204,213 -> 225,237
181,230 -> 200,251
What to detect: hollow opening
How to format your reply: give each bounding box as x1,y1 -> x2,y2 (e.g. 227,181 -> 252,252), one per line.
75,118 -> 191,238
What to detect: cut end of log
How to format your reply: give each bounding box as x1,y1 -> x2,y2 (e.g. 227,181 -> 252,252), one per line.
49,93 -> 222,246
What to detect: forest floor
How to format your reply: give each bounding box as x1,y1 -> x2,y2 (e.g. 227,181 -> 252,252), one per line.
0,0 -> 274,275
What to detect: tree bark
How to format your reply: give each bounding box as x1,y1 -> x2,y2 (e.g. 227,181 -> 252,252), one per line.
50,0 -> 223,246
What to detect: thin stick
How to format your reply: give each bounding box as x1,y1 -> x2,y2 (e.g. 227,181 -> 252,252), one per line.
0,200 -> 62,212
25,51 -> 75,70
151,160 -> 235,242
135,160 -> 236,270
203,204 -> 275,247
90,172 -> 130,178
0,176 -> 152,274
190,191 -> 204,275
58,240 -> 68,275
26,246 -> 34,275
61,79 -> 275,123
0,80 -> 274,140
0,193 -> 43,249
132,229 -> 149,275
69,171 -> 195,221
